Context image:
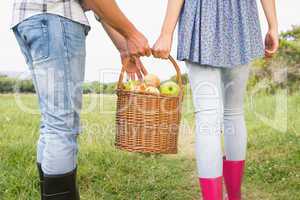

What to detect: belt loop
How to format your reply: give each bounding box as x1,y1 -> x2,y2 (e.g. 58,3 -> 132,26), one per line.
42,3 -> 47,12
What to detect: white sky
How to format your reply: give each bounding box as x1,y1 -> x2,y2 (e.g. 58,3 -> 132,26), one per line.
0,0 -> 299,82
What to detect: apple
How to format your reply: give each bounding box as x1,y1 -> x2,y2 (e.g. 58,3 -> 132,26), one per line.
134,83 -> 147,92
123,80 -> 140,91
159,81 -> 180,96
145,86 -> 160,95
144,74 -> 160,88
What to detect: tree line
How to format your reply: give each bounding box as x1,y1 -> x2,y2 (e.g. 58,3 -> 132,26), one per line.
0,76 -> 117,94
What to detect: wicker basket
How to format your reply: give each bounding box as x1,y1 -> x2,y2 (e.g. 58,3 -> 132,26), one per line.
115,55 -> 184,154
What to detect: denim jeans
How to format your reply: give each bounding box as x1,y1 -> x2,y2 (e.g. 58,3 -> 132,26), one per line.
13,14 -> 89,175
186,61 -> 250,178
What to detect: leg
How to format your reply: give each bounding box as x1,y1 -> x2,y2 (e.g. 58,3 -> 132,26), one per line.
13,20 -> 46,200
222,64 -> 250,200
222,65 -> 249,161
186,62 -> 223,200
37,123 -> 46,164
14,14 -> 87,199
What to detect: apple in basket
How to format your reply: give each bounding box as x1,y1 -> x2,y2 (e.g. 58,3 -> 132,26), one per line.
159,81 -> 180,96
123,80 -> 140,91
145,86 -> 160,95
134,82 -> 147,92
144,74 -> 160,88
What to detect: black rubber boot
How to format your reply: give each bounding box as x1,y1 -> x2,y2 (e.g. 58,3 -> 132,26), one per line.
37,163 -> 44,200
43,168 -> 80,200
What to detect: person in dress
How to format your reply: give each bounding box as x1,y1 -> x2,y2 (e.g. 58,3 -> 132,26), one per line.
152,0 -> 279,199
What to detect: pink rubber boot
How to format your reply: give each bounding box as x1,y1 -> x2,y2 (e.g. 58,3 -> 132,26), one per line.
223,158 -> 245,200
199,177 -> 223,200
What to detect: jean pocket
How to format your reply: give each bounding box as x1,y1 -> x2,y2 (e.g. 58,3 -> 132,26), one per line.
60,19 -> 87,57
17,16 -> 49,63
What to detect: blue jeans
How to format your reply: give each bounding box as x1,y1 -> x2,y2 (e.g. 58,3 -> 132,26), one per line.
186,62 -> 249,178
13,14 -> 89,175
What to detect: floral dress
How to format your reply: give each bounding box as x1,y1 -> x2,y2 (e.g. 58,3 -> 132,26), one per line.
177,0 -> 264,68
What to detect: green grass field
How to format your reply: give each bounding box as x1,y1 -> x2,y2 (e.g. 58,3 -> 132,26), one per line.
0,92 -> 299,200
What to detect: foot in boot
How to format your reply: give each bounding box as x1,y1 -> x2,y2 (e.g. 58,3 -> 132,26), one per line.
43,168 -> 80,200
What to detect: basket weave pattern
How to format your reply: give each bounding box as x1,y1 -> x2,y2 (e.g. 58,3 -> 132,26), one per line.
115,56 -> 183,154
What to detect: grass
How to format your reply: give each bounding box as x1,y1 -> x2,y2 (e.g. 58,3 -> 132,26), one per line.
0,91 -> 299,200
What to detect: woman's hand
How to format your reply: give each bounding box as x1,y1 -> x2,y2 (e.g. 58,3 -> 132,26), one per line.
265,29 -> 279,58
152,34 -> 173,59
152,0 -> 184,59
260,0 -> 279,58
121,52 -> 148,80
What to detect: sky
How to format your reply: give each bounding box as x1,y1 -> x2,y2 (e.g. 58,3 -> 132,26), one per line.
0,0 -> 299,82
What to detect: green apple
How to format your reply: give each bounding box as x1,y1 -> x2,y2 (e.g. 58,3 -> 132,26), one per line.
123,80 -> 140,91
159,81 -> 180,96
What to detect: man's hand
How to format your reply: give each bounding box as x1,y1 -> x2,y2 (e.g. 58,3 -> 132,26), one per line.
121,53 -> 148,80
100,21 -> 149,79
126,31 -> 151,57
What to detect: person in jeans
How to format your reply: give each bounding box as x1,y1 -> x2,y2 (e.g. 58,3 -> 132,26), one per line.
152,0 -> 279,199
12,0 -> 150,199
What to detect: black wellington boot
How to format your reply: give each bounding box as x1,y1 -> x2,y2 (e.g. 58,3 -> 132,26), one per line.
37,163 -> 44,200
43,168 -> 80,200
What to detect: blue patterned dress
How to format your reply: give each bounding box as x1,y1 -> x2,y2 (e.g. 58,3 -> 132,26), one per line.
177,0 -> 264,68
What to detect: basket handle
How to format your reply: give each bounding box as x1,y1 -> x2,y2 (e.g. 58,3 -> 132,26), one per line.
117,55 -> 183,91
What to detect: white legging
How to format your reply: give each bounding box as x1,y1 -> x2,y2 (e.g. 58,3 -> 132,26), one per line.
186,62 -> 249,178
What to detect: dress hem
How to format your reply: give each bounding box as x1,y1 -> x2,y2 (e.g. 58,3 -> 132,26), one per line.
177,53 -> 264,68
